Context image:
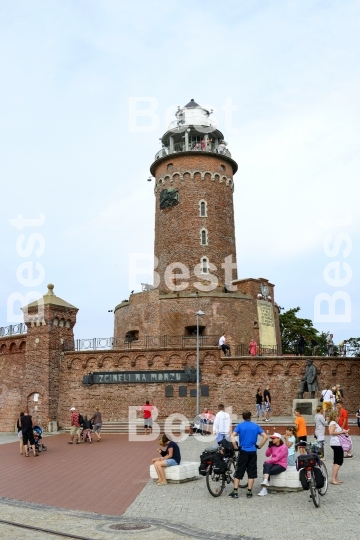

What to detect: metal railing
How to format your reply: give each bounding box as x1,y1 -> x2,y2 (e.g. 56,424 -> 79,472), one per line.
0,324 -> 27,337
75,335 -> 220,352
155,141 -> 231,160
235,344 -> 281,356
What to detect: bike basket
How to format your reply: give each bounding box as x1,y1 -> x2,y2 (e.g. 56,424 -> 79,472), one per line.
295,453 -> 318,471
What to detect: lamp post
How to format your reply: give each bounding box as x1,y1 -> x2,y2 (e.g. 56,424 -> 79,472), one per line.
196,310 -> 205,416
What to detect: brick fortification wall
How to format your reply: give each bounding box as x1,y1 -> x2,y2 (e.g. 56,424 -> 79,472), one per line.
0,335 -> 27,431
58,351 -> 360,427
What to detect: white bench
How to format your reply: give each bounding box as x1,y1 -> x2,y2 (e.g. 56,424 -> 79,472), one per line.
268,466 -> 302,492
150,461 -> 200,483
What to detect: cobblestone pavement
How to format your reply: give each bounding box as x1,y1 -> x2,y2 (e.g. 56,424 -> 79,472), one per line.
0,432 -> 358,539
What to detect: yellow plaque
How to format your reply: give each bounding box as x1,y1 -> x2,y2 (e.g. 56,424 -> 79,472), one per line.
257,300 -> 277,347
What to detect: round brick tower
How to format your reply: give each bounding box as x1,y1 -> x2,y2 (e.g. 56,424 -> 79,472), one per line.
150,99 -> 239,293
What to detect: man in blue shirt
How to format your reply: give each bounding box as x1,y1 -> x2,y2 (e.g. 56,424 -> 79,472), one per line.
229,410 -> 268,499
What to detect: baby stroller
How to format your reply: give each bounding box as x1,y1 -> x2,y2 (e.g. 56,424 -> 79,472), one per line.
33,426 -> 47,452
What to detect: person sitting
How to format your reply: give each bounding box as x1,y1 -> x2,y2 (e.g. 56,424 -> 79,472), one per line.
82,416 -> 93,443
151,434 -> 181,486
258,433 -> 288,496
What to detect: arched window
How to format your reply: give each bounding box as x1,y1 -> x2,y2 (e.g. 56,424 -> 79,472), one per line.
199,200 -> 207,217
200,229 -> 208,245
201,257 -> 209,274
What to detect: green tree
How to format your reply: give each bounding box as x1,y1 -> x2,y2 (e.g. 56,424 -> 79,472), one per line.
344,338 -> 360,357
279,307 -> 326,355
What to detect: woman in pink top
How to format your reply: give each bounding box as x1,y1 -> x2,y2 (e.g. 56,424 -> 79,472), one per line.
249,339 -> 257,356
258,433 -> 288,496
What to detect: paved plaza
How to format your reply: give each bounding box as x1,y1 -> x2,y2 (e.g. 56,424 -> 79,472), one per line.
0,431 -> 359,539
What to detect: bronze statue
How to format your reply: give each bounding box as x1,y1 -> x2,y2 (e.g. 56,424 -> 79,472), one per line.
298,359 -> 318,399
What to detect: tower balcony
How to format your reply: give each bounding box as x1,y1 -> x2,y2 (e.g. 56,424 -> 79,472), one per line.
154,140 -> 231,161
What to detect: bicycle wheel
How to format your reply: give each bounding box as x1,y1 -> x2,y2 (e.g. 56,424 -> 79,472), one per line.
206,467 -> 225,497
319,461 -> 328,496
225,458 -> 236,485
309,471 -> 320,508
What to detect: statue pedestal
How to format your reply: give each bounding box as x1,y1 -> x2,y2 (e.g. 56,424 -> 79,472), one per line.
292,399 -> 319,419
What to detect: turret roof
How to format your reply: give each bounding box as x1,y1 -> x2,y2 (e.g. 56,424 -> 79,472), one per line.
23,284 -> 78,310
183,99 -> 201,108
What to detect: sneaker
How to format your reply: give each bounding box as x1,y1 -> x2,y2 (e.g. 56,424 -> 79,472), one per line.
246,490 -> 253,499
264,419 -> 269,422
258,488 -> 268,496
261,479 -> 269,487
228,491 -> 238,499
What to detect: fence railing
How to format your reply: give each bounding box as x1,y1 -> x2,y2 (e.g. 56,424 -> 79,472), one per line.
155,141 -> 231,161
235,344 -> 281,356
75,335 -> 220,351
0,324 -> 27,338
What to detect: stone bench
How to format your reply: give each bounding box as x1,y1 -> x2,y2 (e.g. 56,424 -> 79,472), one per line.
268,466 -> 302,492
150,461 -> 200,483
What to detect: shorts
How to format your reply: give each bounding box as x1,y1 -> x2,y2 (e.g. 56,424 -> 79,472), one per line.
265,403 -> 271,412
288,454 -> 295,467
18,431 -> 22,439
235,450 -> 258,480
298,436 -> 307,447
331,445 -> 344,466
144,418 -> 152,428
70,426 -> 81,438
22,431 -> 35,446
322,401 -> 332,412
165,459 -> 178,467
93,423 -> 102,433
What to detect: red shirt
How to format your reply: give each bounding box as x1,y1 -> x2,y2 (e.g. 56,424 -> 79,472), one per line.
338,408 -> 348,430
142,404 -> 153,419
71,411 -> 80,427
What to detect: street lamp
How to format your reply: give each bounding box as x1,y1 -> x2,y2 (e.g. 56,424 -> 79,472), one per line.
196,310 -> 205,416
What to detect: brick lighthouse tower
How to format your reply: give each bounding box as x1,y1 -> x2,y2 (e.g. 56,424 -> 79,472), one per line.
114,99 -> 281,351
151,99 -> 238,293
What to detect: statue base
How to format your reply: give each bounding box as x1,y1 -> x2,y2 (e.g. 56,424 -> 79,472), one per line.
292,399 -> 319,418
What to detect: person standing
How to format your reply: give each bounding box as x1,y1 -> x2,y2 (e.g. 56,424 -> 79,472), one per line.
328,410 -> 348,485
255,388 -> 264,419
283,426 -> 296,466
263,385 -> 271,422
336,400 -> 353,458
68,407 -> 81,444
356,407 -> 360,430
20,411 -> 38,457
294,408 -> 307,455
314,405 -> 327,459
219,333 -> 231,357
90,406 -> 102,441
297,335 -> 306,356
320,386 -> 333,414
142,400 -> 154,435
17,412 -> 24,455
327,334 -> 334,356
249,339 -> 257,356
335,384 -> 344,401
213,404 -> 231,443
228,411 -> 268,499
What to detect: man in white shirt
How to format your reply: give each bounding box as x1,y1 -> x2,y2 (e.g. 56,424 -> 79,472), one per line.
213,404 -> 231,443
219,333 -> 231,357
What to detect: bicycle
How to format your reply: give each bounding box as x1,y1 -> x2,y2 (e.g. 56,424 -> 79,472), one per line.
206,451 -> 237,497
296,440 -> 328,508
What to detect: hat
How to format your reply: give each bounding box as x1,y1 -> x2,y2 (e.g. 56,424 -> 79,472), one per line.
270,432 -> 282,439
70,407 -> 76,411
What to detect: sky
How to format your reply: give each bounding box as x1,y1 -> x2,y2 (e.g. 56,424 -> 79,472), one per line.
0,0 -> 359,342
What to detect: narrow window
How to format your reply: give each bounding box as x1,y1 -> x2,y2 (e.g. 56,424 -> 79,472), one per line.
199,200 -> 207,217
202,257 -> 208,273
201,229 -> 207,245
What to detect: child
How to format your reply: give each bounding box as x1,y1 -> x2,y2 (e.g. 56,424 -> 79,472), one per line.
82,416 -> 92,443
284,426 -> 296,466
294,408 -> 307,455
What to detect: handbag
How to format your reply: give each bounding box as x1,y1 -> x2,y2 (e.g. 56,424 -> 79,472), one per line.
338,434 -> 352,452
319,391 -> 325,403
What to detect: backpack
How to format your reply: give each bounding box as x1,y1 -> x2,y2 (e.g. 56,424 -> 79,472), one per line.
218,438 -> 235,458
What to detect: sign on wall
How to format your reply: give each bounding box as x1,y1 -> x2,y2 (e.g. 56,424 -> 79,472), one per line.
83,367 -> 201,385
257,300 -> 277,347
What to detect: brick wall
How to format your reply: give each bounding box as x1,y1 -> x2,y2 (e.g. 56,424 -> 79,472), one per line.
0,335 -> 27,431
152,154 -> 237,293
